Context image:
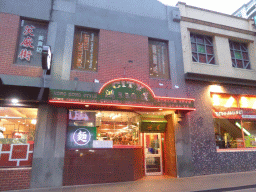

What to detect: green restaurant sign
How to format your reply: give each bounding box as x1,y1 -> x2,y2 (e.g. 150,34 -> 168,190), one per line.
49,78 -> 195,110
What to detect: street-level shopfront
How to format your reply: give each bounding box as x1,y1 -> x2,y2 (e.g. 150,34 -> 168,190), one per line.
49,78 -> 195,185
212,93 -> 256,150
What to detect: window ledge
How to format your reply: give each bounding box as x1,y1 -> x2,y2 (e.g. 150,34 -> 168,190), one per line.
217,148 -> 256,152
232,67 -> 256,72
192,62 -> 219,67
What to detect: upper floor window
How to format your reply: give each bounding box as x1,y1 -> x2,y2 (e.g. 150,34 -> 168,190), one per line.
72,27 -> 99,72
149,39 -> 169,79
16,19 -> 48,66
190,33 -> 215,64
229,41 -> 251,69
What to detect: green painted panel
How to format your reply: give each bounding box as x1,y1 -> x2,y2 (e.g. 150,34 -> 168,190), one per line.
140,122 -> 166,133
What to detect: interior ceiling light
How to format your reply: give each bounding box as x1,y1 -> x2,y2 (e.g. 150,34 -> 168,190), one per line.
11,98 -> 19,104
241,97 -> 248,108
253,101 -> 256,109
235,122 -> 251,136
212,94 -> 220,106
224,96 -> 235,108
31,119 -> 37,125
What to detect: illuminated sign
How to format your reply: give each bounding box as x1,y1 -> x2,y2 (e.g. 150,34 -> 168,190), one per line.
213,107 -> 256,119
73,128 -> 91,146
49,78 -> 195,110
66,126 -> 96,149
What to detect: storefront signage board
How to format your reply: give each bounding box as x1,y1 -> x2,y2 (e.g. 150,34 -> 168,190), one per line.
66,126 -> 96,149
140,122 -> 166,133
49,78 -> 195,110
213,107 -> 256,119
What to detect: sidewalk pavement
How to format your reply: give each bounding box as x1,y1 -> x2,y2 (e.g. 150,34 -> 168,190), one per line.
9,171 -> 256,192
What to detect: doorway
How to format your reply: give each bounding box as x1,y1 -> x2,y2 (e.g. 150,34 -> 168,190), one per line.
144,133 -> 163,175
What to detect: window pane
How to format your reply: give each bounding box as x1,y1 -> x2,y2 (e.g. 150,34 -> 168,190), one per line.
72,28 -> 99,71
232,59 -> 236,67
191,43 -> 196,52
206,46 -> 214,54
192,53 -> 198,62
190,34 -> 196,42
234,42 -> 240,50
196,35 -> 204,44
197,45 -> 205,53
199,54 -> 206,63
230,51 -> 235,58
214,119 -> 243,149
0,107 -> 37,167
208,55 -> 215,64
68,110 -> 141,147
237,60 -> 243,68
243,120 -> 256,148
242,52 -> 249,60
235,51 -> 242,59
149,40 -> 169,79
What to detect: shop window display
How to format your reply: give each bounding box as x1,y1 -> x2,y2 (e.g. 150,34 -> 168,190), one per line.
68,110 -> 140,148
0,107 -> 37,167
212,93 -> 256,149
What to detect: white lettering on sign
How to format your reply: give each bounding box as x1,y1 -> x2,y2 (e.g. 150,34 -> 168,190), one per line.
73,128 -> 91,146
214,110 -> 243,117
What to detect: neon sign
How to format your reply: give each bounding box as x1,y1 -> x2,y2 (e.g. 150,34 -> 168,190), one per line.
49,78 -> 195,110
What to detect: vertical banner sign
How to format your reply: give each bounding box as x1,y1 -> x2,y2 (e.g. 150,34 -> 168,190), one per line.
66,126 -> 96,149
74,29 -> 98,71
16,20 -> 48,66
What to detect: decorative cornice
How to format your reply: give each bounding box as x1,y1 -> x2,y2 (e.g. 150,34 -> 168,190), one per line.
181,16 -> 256,36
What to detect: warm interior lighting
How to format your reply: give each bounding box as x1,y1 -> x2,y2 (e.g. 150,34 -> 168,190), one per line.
212,94 -> 220,106
11,98 -> 19,104
235,122 -> 251,136
31,119 -> 37,125
224,96 -> 235,108
241,97 -> 248,108
253,101 -> 256,109
209,85 -> 223,93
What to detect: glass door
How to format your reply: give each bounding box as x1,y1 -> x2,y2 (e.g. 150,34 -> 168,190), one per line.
144,133 -> 163,175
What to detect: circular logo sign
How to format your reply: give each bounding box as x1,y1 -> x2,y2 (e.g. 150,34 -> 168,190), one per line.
73,128 -> 91,146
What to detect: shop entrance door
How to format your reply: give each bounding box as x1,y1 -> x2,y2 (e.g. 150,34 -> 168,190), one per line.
144,133 -> 163,175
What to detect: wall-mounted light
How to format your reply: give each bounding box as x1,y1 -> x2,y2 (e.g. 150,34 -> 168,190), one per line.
174,85 -> 179,89
209,84 -> 223,93
94,79 -> 99,83
159,83 -> 164,86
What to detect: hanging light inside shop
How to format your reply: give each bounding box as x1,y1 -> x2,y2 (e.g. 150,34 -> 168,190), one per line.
11,98 -> 19,104
235,122 -> 251,136
224,96 -> 235,108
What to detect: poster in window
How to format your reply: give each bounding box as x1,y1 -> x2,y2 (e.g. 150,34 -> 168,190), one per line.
16,20 -> 48,66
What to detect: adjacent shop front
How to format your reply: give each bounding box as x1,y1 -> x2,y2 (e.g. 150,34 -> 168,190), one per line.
49,78 -> 195,185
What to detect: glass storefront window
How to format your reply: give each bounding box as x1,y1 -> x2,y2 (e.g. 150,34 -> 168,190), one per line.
214,119 -> 243,148
68,110 -> 141,148
211,93 -> 256,149
0,107 -> 37,167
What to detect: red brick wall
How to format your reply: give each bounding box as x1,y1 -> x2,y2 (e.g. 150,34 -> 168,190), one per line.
0,13 -> 43,77
70,29 -> 172,89
0,168 -> 31,191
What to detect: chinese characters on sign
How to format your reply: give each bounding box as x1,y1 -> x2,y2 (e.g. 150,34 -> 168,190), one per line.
16,20 -> 48,66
